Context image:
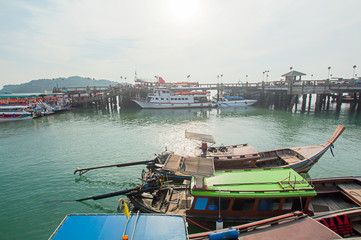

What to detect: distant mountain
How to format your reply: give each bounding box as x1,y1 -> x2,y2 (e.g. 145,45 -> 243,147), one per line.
0,76 -> 121,93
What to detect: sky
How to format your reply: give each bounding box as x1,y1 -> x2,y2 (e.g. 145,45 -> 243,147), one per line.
0,0 -> 360,88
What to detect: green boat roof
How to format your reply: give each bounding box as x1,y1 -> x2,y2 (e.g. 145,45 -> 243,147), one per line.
191,168 -> 316,198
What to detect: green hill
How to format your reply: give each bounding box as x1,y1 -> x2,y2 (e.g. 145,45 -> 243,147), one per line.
0,76 -> 122,93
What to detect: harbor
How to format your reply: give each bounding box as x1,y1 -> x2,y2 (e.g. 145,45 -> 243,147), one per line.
51,71 -> 361,113
2,0 -> 361,238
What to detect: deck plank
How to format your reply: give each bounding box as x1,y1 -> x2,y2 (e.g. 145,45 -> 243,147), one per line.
337,183 -> 361,206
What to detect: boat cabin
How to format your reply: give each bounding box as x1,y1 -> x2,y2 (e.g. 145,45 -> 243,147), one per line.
186,168 -> 316,221
146,88 -> 211,104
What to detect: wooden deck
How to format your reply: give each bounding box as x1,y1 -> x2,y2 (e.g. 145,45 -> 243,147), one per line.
337,183 -> 361,206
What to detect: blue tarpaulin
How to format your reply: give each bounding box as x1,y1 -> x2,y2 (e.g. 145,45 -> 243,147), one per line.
50,214 -> 188,240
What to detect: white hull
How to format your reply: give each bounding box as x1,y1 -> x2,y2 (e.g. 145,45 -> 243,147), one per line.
0,115 -> 33,122
217,100 -> 257,108
0,105 -> 34,121
133,99 -> 215,109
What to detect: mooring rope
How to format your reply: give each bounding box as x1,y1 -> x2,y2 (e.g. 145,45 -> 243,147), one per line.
315,163 -> 341,176
185,216 -> 212,231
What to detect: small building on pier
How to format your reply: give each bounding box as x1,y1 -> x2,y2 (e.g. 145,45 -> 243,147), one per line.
281,70 -> 306,83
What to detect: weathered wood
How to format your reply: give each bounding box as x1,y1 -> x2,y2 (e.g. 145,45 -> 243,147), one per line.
337,182 -> 361,206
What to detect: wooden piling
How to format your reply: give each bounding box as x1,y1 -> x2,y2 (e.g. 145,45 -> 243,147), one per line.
308,94 -> 312,112
301,94 -> 307,112
326,95 -> 331,110
336,93 -> 343,112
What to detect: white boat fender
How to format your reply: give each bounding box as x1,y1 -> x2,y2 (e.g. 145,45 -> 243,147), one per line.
216,218 -> 223,230
209,227 -> 239,240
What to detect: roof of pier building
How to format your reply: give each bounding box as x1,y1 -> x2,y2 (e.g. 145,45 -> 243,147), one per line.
282,70 -> 306,77
282,70 -> 306,81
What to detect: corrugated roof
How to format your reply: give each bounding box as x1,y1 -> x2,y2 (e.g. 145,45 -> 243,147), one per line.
191,168 -> 316,198
282,70 -> 306,77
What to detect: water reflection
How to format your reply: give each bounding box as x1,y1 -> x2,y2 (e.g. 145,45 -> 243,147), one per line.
216,106 -> 259,117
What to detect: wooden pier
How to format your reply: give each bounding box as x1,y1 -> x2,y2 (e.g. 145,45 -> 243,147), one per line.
53,77 -> 361,112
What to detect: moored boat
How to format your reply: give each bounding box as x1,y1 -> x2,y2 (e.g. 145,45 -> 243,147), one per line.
132,87 -> 215,109
193,125 -> 345,173
189,211 -> 345,239
0,105 -> 34,121
217,96 -> 257,107
126,169 -> 361,229
148,126 -> 345,182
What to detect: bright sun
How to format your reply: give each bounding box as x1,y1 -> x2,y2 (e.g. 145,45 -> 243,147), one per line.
166,0 -> 200,23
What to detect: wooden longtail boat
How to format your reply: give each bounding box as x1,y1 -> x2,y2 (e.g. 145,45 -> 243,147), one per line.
189,212 -> 345,240
126,169 -> 361,228
189,208 -> 361,239
192,125 -> 345,173
151,125 -> 345,181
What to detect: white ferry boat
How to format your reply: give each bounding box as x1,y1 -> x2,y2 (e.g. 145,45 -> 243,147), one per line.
217,96 -> 258,107
0,105 -> 34,121
132,87 -> 216,109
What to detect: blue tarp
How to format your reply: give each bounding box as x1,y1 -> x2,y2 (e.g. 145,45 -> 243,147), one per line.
50,214 -> 188,240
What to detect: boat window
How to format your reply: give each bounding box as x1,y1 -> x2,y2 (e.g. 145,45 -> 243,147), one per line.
171,98 -> 174,100
194,198 -> 208,210
161,98 -> 164,100
282,198 -> 307,211
232,199 -> 255,211
257,199 -> 280,211
156,98 -> 159,100
207,198 -> 230,211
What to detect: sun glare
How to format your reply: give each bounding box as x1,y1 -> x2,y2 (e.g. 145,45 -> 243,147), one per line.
167,0 -> 200,23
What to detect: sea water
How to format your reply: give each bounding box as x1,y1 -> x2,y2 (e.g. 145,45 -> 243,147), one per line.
0,105 -> 360,239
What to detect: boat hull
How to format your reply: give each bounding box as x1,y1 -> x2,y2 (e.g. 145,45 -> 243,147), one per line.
0,114 -> 33,121
218,100 -> 257,107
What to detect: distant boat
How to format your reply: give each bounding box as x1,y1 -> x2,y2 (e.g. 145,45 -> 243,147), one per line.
0,105 -> 34,121
132,87 -> 216,109
217,96 -> 257,107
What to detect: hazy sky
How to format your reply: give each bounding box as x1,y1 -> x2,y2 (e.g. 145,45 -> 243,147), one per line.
0,0 -> 360,88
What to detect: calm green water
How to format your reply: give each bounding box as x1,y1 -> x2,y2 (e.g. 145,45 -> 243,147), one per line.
0,105 -> 360,239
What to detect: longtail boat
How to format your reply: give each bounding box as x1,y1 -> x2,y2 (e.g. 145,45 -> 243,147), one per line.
126,169 -> 361,228
189,211 -> 345,240
191,125 -> 345,173
150,125 -> 345,181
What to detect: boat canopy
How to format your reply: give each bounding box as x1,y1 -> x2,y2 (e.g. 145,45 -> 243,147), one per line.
191,168 -> 316,198
162,154 -> 215,177
224,96 -> 244,100
49,214 -> 188,240
185,130 -> 216,143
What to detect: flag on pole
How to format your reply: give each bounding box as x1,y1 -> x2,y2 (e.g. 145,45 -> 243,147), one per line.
158,77 -> 166,84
